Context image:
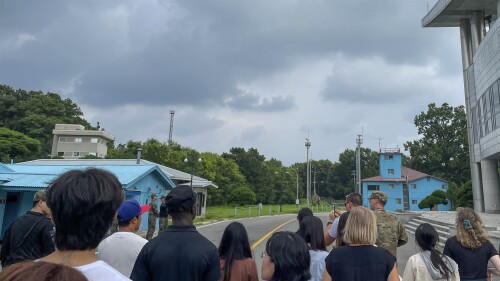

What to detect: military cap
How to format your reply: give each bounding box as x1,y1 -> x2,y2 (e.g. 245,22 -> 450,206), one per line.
369,191 -> 387,202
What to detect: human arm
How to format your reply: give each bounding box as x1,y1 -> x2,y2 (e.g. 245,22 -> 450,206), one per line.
489,255 -> 500,275
204,247 -> 221,281
387,264 -> 399,281
325,211 -> 343,246
248,259 -> 259,281
322,269 -> 332,281
397,220 -> 408,247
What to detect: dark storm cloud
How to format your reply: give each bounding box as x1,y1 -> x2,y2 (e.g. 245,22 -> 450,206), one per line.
0,0 -> 460,111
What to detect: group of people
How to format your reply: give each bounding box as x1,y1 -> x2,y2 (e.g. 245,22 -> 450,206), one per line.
0,169 -> 500,281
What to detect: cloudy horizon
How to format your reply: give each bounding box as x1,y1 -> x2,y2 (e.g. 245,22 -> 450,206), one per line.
0,0 -> 464,165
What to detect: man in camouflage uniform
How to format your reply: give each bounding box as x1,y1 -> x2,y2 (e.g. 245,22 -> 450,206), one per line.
369,191 -> 408,257
146,193 -> 159,240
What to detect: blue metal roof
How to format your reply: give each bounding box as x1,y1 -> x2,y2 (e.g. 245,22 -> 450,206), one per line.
2,164 -> 176,189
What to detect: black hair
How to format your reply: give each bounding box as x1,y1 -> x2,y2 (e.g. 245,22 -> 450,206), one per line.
297,207 -> 313,223
218,222 -> 253,281
345,192 -> 362,206
265,231 -> 311,281
46,168 -> 124,250
297,216 -> 326,251
32,201 -> 38,208
415,223 -> 453,280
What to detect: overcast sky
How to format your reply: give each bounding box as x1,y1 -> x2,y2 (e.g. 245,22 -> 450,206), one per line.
0,0 -> 464,165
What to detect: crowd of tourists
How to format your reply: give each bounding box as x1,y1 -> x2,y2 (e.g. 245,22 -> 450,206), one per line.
0,168 -> 500,281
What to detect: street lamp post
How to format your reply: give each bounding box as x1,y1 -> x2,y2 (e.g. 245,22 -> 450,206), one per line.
295,168 -> 299,206
305,138 -> 311,206
184,154 -> 202,189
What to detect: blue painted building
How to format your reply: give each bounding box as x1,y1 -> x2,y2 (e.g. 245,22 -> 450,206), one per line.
361,148 -> 450,212
0,162 -> 176,239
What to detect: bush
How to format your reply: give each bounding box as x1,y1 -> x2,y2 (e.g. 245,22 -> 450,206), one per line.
418,189 -> 448,210
228,186 -> 256,206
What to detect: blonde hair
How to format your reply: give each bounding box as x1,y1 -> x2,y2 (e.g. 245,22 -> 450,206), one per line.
455,207 -> 489,249
342,206 -> 377,245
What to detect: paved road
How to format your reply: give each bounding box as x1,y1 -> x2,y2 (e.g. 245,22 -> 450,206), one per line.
197,213 -> 418,280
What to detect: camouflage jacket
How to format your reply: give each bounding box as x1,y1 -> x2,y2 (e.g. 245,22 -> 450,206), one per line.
149,201 -> 159,218
374,209 -> 408,257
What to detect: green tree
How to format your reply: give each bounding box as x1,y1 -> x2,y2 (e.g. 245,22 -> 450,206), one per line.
228,186 -> 256,206
446,182 -> 460,210
457,180 -> 473,208
0,127 -> 40,163
404,103 -> 470,185
0,85 -> 91,157
418,190 -> 448,210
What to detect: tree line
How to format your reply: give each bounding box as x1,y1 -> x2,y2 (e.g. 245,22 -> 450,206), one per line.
0,84 -> 473,207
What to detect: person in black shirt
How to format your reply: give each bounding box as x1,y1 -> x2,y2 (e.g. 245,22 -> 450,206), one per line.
158,195 -> 168,233
0,191 -> 55,267
130,185 -> 220,281
323,206 -> 399,281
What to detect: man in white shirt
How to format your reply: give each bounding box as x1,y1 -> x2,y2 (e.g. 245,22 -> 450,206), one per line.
41,168 -> 130,281
98,199 -> 150,277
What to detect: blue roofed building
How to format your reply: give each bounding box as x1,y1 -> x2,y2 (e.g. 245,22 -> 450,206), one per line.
362,148 -> 450,212
0,161 -> 178,239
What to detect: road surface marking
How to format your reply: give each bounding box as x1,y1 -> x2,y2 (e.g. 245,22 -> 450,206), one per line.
251,219 -> 295,250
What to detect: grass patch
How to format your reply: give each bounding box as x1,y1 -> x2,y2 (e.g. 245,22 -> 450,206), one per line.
194,198 -> 346,223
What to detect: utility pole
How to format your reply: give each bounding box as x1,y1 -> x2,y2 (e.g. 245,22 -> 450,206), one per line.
168,110 -> 175,145
356,134 -> 363,195
305,137 -> 311,206
296,168 -> 299,206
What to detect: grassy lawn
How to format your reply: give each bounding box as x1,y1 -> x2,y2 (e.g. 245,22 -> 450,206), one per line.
194,198 -> 346,223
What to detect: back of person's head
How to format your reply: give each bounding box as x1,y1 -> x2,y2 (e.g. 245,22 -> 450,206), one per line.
345,192 -> 362,206
456,207 -> 489,249
415,223 -> 453,279
297,207 -> 313,223
46,168 -> 124,251
0,261 -> 88,281
265,231 -> 311,281
166,185 -> 196,219
342,206 -> 377,245
218,222 -> 252,281
297,216 -> 326,251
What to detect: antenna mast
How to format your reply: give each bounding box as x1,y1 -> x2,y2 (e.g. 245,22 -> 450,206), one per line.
356,134 -> 363,195
168,110 -> 175,145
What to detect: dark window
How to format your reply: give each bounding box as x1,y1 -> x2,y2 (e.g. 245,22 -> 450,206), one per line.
367,185 -> 379,191
388,169 -> 394,175
412,200 -> 417,204
384,155 -> 393,160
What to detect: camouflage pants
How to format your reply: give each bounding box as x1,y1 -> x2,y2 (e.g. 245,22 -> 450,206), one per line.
159,217 -> 168,233
146,216 -> 156,240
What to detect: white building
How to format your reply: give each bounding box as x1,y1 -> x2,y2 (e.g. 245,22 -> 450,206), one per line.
50,124 -> 114,159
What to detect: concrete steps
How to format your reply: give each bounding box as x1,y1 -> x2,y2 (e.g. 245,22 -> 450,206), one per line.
405,216 -> 453,250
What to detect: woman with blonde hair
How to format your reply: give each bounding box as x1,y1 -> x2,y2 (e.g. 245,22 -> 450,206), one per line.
323,206 -> 399,281
443,207 -> 500,281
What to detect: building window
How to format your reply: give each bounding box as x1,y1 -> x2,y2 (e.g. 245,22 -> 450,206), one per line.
57,152 -> 64,156
74,138 -> 82,143
91,138 -> 98,143
89,152 -> 97,156
411,184 -> 416,189
427,176 -> 431,182
412,200 -> 417,204
73,152 -> 80,157
396,198 -> 402,204
384,155 -> 393,160
442,184 -> 446,189
388,169 -> 394,175
388,184 -> 394,189
59,137 -> 67,142
367,185 -> 380,191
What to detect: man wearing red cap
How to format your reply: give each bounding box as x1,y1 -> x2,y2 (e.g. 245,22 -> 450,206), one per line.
97,199 -> 150,277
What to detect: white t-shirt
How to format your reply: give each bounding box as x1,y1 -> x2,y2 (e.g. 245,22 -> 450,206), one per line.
97,232 -> 148,277
75,260 -> 130,281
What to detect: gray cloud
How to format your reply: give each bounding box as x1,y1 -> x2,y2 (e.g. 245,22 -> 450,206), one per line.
225,92 -> 294,112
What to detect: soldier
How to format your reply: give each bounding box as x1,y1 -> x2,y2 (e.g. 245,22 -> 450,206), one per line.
368,191 -> 408,257
158,195 -> 168,233
146,193 -> 159,240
